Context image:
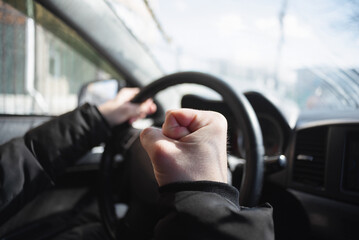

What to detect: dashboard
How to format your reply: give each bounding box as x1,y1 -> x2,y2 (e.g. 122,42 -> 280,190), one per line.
181,92 -> 359,208
244,92 -> 359,208
288,119 -> 359,205
284,113 -> 359,240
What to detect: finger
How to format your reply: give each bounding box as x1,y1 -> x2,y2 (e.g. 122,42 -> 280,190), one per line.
125,99 -> 156,123
178,109 -> 227,134
115,88 -> 140,104
141,98 -> 157,115
163,109 -> 211,133
162,111 -> 191,140
141,127 -> 183,186
129,117 -> 138,124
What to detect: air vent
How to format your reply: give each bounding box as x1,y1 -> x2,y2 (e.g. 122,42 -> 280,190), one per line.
292,126 -> 328,188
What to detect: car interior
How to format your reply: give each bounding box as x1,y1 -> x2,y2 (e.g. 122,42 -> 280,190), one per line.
1,0 -> 359,240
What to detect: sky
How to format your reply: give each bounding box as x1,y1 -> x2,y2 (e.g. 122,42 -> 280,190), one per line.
155,0 -> 359,72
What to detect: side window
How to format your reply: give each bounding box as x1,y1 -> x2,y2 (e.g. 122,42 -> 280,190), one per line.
0,1 -> 27,113
0,0 -> 123,115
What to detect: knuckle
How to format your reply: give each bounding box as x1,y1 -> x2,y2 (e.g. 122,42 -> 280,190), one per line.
165,109 -> 175,118
211,111 -> 228,129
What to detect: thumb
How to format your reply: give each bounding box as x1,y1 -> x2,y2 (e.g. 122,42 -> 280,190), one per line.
140,127 -> 165,160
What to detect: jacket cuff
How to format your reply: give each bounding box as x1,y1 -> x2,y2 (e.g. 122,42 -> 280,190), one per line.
83,103 -> 112,136
159,181 -> 239,207
93,105 -> 112,130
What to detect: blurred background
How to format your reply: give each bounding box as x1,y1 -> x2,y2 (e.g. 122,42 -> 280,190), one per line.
112,0 -> 359,111
1,0 -> 359,114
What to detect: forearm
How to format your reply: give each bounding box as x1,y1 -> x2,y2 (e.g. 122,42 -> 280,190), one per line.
0,138 -> 54,226
24,103 -> 111,180
0,104 -> 111,225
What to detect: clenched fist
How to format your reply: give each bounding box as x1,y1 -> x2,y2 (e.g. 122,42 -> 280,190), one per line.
140,109 -> 228,186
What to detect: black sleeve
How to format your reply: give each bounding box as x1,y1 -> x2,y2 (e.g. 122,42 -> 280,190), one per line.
154,181 -> 274,240
0,104 -> 111,225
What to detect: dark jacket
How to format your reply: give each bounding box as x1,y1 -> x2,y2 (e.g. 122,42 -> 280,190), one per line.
0,104 -> 274,239
156,181 -> 274,240
0,104 -> 111,226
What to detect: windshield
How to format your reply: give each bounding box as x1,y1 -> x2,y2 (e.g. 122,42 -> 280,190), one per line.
113,0 -> 359,113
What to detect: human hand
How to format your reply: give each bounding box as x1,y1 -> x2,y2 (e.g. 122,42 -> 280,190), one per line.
140,109 -> 228,186
98,88 -> 157,127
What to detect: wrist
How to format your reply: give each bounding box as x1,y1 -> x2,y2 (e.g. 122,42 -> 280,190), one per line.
98,100 -> 128,127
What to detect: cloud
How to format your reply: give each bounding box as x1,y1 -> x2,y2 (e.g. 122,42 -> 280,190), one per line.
174,0 -> 188,12
255,17 -> 278,36
215,14 -> 246,37
255,15 -> 314,39
285,15 -> 314,39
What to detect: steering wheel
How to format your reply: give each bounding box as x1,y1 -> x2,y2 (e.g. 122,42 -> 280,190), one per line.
99,71 -> 264,239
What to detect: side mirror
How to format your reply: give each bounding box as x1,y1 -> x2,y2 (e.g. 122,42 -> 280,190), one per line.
78,79 -> 119,106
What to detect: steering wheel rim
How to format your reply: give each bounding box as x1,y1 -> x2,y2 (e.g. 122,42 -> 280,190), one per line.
99,71 -> 264,239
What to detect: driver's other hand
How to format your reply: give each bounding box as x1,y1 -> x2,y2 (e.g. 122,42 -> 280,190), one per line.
140,109 -> 228,186
98,88 -> 157,127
